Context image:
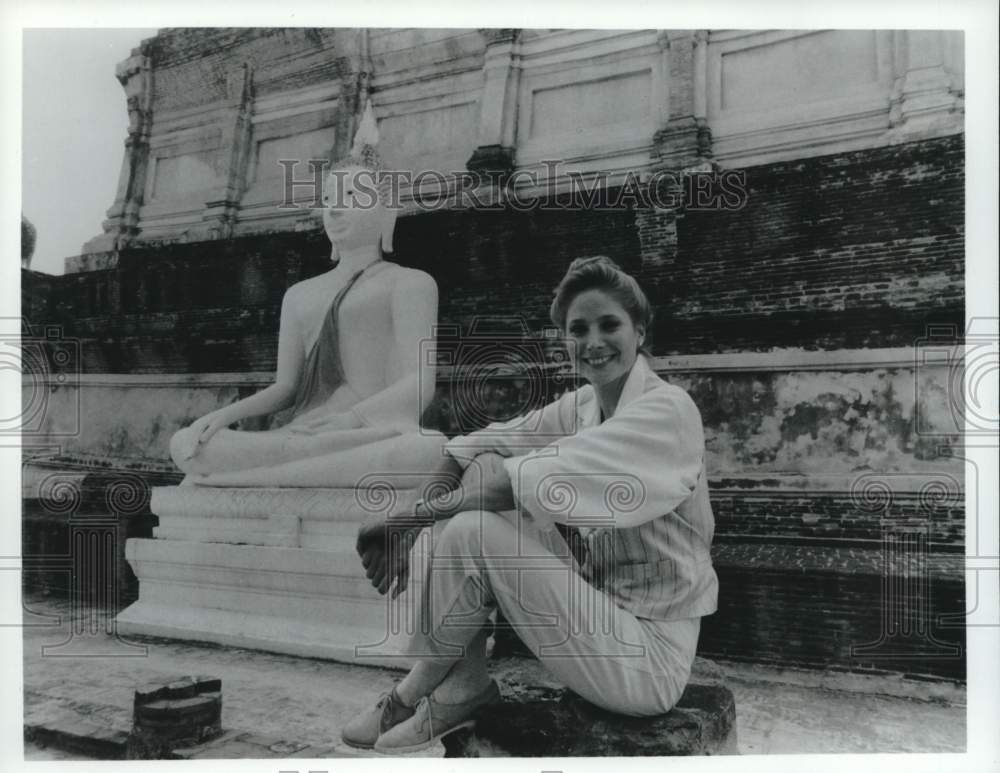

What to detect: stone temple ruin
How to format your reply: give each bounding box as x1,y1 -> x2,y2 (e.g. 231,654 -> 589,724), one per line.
22,29 -> 966,683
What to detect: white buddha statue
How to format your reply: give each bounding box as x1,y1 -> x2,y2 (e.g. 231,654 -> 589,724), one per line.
169,103 -> 449,487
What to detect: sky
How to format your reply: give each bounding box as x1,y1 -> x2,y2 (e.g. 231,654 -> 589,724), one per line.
22,28 -> 157,275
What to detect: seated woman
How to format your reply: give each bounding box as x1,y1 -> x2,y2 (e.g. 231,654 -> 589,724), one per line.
169,104 -> 448,488
347,256 -> 719,753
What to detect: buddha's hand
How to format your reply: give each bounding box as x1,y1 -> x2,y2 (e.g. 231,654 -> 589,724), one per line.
181,411 -> 231,460
289,411 -> 363,435
356,517 -> 424,598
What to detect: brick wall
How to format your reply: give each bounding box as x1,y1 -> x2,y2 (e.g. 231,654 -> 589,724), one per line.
704,539 -> 965,679
24,135 -> 964,372
653,134 -> 965,353
149,29 -> 346,112
394,203 -> 642,337
710,489 -> 964,549
21,268 -> 55,327
22,206 -> 641,374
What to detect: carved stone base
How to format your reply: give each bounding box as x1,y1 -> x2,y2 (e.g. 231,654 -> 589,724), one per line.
116,485 -> 431,669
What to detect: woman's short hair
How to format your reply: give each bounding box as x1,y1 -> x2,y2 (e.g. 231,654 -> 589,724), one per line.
550,256 -> 654,353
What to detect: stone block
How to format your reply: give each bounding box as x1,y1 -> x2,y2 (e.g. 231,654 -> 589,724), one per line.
127,675 -> 223,760
441,656 -> 737,756
25,716 -> 130,760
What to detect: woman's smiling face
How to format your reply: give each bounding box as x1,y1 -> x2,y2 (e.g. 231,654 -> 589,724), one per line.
565,288 -> 644,390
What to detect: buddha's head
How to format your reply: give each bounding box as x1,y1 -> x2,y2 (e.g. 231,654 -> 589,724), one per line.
321,101 -> 397,255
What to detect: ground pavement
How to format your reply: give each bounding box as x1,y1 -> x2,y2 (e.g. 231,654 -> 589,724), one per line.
19,593 -> 965,759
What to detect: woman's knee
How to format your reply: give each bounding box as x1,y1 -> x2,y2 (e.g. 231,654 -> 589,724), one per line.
436,509 -> 508,556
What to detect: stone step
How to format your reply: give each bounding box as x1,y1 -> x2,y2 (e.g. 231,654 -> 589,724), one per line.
153,514 -> 371,548
116,600 -> 418,668
119,534 -> 432,667
135,579 -> 420,628
25,715 -> 131,760
152,485 -> 422,521
122,483 -> 441,669
126,536 -> 432,599
154,517 -> 304,547
150,485 -> 420,548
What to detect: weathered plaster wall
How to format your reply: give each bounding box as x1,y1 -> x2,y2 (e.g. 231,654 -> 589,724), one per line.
22,358 -> 961,477
670,365 -> 961,475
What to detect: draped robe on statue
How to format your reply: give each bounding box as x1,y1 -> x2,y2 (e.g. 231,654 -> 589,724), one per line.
289,264 -> 391,426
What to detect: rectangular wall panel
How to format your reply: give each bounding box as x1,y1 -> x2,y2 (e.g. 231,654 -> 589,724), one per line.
720,30 -> 878,112
529,70 -> 652,138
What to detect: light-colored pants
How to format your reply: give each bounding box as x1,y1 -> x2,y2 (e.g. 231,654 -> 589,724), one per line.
406,509 -> 701,717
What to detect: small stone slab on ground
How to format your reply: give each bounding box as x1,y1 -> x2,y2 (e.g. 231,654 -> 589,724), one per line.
24,716 -> 130,760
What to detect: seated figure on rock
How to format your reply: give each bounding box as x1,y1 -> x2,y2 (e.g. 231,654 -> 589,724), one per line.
170,103 -> 448,487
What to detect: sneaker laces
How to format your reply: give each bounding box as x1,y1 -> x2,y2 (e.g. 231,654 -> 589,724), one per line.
379,687 -> 414,733
410,695 -> 436,739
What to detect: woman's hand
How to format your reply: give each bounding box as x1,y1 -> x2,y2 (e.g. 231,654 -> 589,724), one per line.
352,454 -> 513,598
289,411 -> 363,436
356,513 -> 425,598
181,410 -> 231,460
459,452 -> 516,513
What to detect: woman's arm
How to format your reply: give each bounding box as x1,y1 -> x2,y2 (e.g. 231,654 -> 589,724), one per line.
503,386 -> 705,531
358,451 -> 514,596
423,451 -> 515,519
442,383 -> 582,469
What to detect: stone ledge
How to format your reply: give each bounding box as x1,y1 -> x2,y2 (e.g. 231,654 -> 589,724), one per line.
115,599 -> 419,667
711,541 -> 963,581
23,458 -> 181,516
151,484 -> 420,521
148,484 -> 428,548
442,656 -> 737,757
24,708 -> 346,761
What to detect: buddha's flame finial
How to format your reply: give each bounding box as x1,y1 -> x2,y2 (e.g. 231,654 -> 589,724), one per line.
352,99 -> 379,156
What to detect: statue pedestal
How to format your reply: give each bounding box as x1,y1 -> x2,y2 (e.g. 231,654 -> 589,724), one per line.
116,486 -> 431,669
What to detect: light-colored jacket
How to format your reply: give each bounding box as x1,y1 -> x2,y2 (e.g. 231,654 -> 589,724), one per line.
444,355 -> 718,621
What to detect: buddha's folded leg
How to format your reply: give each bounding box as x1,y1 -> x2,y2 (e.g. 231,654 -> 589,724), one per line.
191,431 -> 452,488
173,426 -> 399,476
